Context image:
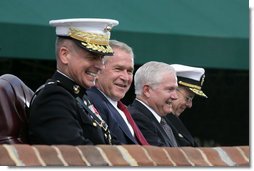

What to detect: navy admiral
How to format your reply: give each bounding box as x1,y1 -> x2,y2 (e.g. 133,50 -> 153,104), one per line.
165,64 -> 207,147
28,18 -> 118,145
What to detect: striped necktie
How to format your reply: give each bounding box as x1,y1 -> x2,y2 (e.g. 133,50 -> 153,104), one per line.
160,117 -> 178,147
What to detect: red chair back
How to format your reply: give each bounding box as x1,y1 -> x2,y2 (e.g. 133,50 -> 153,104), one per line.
0,74 -> 34,144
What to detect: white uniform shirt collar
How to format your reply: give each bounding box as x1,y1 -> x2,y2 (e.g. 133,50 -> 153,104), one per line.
57,70 -> 73,81
136,99 -> 161,123
97,89 -> 118,107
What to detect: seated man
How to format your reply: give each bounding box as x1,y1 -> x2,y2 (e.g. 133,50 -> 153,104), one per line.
28,18 -> 118,145
128,61 -> 178,147
165,64 -> 208,147
87,40 -> 148,145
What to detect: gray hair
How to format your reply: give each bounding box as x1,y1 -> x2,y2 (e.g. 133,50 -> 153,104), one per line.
103,40 -> 134,63
134,61 -> 176,95
55,37 -> 78,58
55,37 -> 64,58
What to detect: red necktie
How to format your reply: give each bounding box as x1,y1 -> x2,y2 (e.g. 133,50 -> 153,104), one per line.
117,101 -> 149,145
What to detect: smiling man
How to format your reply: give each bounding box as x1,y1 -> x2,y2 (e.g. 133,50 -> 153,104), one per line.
128,61 -> 178,147
87,40 -> 149,145
29,18 -> 118,145
165,64 -> 208,147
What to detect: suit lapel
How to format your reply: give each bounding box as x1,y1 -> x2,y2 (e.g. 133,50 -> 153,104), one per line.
90,87 -> 137,143
132,100 -> 173,146
106,103 -> 137,143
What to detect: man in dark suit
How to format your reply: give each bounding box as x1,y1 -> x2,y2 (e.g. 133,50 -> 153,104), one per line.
128,61 -> 179,147
165,64 -> 208,147
87,40 -> 148,145
28,18 -> 118,145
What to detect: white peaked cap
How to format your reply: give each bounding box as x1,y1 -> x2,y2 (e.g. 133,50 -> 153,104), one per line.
171,64 -> 205,81
49,18 -> 119,55
171,64 -> 207,98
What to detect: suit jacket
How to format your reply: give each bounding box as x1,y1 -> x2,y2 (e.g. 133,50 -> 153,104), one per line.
87,87 -> 137,144
28,71 -> 110,145
165,114 -> 199,147
128,99 -> 173,147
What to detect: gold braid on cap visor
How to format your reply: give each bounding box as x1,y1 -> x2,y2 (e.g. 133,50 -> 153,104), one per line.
178,81 -> 201,90
68,27 -> 113,54
179,81 -> 207,97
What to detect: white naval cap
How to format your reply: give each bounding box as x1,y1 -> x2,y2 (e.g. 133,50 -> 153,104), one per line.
171,64 -> 207,98
49,18 -> 119,55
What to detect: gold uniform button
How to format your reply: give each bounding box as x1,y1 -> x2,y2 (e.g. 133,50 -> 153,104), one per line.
73,85 -> 80,94
93,122 -> 97,127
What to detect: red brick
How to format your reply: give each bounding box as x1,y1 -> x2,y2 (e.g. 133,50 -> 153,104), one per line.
199,147 -> 227,166
77,145 -> 108,166
222,147 -> 250,166
0,145 -> 250,167
238,146 -> 250,159
56,145 -> 88,166
14,144 -> 43,166
181,147 -> 211,166
143,146 -> 176,166
0,145 -> 16,166
97,145 -> 129,166
33,145 -> 64,166
122,145 -> 155,166
164,147 -> 193,166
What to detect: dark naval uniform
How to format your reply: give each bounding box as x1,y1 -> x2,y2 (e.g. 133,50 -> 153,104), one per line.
28,71 -> 111,145
165,114 -> 199,147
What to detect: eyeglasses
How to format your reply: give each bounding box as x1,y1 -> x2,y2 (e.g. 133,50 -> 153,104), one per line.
177,88 -> 194,103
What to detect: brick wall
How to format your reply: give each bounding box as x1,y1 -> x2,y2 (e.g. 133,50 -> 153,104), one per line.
0,144 -> 249,166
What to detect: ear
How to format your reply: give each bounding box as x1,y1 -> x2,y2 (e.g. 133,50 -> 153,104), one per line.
58,46 -> 70,64
143,85 -> 151,98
